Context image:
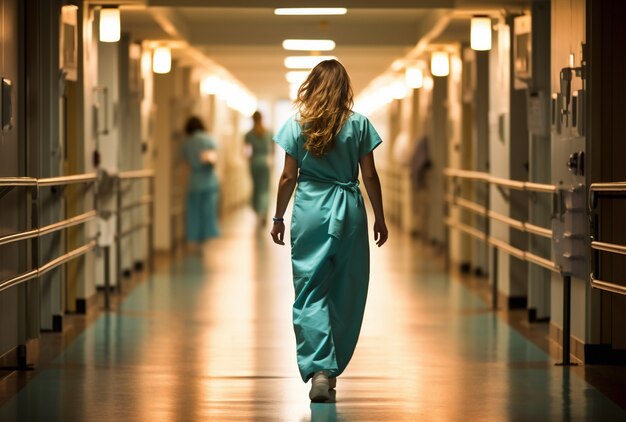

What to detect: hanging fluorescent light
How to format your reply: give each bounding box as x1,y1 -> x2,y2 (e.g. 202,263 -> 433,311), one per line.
470,16 -> 492,51
141,52 -> 152,77
275,8 -> 347,16
201,76 -> 221,95
423,76 -> 434,91
405,65 -> 424,89
289,84 -> 300,100
99,7 -> 120,43
152,47 -> 171,74
390,80 -> 408,100
282,39 -> 336,51
285,70 -> 310,84
284,56 -> 336,69
430,51 -> 449,77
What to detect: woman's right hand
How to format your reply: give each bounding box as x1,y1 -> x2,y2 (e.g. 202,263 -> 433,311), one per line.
373,220 -> 388,247
270,222 -> 286,245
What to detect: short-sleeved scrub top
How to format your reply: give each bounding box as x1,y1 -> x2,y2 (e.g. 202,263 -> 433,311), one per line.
181,131 -> 220,242
274,111 -> 382,382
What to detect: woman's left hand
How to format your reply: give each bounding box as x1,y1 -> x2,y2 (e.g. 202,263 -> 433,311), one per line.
270,222 -> 286,245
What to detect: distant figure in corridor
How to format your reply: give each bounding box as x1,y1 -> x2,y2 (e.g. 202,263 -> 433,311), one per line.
270,59 -> 388,402
181,116 -> 220,246
244,111 -> 273,228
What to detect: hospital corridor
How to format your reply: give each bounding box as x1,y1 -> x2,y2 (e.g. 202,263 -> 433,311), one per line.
0,1 -> 625,421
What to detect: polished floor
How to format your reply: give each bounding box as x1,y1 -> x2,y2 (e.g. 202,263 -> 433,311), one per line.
0,210 -> 625,421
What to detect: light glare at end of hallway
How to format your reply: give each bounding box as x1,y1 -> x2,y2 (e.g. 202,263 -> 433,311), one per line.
285,70 -> 310,84
431,51 -> 450,77
470,16 -> 492,51
289,84 -> 299,100
153,47 -> 172,74
391,80 -> 408,100
275,8 -> 347,16
201,76 -> 221,95
99,8 -> 120,43
284,56 -> 337,69
282,39 -> 336,51
405,66 -> 423,89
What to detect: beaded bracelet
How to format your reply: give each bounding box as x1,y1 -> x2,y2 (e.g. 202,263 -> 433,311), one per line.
272,217 -> 284,223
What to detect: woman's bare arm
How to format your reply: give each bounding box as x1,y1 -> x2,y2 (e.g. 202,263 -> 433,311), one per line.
270,153 -> 298,245
359,152 -> 388,247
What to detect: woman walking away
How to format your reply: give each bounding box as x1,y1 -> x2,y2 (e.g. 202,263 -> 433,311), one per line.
244,111 -> 273,228
181,116 -> 220,247
270,59 -> 388,402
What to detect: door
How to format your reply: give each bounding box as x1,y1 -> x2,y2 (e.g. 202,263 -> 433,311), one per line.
586,0 -> 626,361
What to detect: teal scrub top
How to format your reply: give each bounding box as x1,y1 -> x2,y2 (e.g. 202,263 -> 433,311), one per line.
181,131 -> 219,192
274,112 -> 382,182
244,130 -> 273,161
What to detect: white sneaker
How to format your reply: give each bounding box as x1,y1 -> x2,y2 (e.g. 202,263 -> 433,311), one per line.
309,371 -> 330,402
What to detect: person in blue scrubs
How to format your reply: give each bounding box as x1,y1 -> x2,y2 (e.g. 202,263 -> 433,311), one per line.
244,111 -> 273,228
181,116 -> 220,245
270,60 -> 388,402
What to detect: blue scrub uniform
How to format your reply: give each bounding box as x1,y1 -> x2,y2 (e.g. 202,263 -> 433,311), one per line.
181,131 -> 220,242
274,112 -> 382,382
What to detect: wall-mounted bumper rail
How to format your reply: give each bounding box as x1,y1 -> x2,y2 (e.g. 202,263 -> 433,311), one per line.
0,170 -> 156,307
589,182 -> 626,296
107,170 -> 155,306
445,168 -> 579,366
0,174 -> 97,293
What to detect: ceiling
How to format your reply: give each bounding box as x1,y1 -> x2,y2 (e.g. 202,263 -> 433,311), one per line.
119,1 -> 524,100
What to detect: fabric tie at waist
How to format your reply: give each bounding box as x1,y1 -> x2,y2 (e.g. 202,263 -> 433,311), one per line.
299,174 -> 363,239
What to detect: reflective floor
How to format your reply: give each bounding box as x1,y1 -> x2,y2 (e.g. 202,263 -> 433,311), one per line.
0,210 -> 625,421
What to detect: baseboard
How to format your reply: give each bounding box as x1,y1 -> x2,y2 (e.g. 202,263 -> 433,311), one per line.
133,260 -> 144,271
584,344 -> 626,365
52,314 -> 63,332
550,322 -> 585,363
459,262 -> 471,274
527,308 -> 550,323
75,294 -> 98,315
0,339 -> 39,370
506,295 -> 528,310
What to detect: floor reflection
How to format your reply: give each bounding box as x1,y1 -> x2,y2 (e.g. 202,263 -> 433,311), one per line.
0,209 -> 623,421
309,391 -> 340,422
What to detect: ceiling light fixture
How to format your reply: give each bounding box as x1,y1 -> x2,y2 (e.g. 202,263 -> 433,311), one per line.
470,16 -> 492,51
282,39 -> 336,51
284,56 -> 336,69
99,7 -> 120,43
152,47 -> 171,74
390,80 -> 408,100
285,70 -> 310,84
201,76 -> 221,95
275,8 -> 347,16
405,65 -> 424,89
430,51 -> 449,77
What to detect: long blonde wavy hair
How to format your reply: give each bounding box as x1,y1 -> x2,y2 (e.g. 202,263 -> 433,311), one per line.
294,59 -> 354,156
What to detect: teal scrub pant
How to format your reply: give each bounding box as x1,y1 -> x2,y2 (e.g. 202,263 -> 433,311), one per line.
185,189 -> 220,242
